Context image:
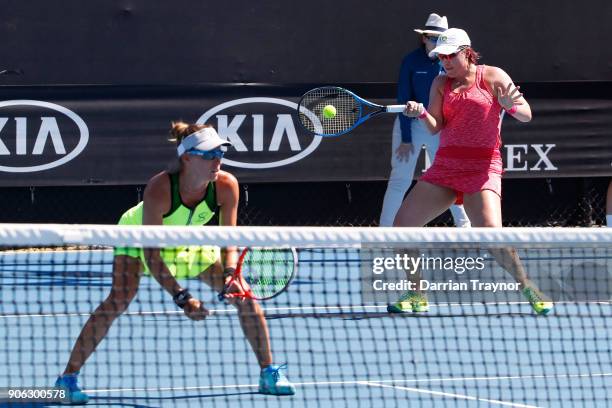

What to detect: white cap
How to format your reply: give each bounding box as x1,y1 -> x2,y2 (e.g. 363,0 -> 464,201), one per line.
176,127 -> 232,156
414,13 -> 448,35
428,28 -> 471,58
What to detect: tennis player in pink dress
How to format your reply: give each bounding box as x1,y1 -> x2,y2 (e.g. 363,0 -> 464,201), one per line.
388,28 -> 553,316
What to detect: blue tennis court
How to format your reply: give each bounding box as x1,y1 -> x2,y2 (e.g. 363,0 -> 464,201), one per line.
1,246 -> 611,407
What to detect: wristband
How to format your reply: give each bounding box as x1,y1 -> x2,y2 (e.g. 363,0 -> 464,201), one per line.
223,267 -> 236,279
505,105 -> 518,115
418,108 -> 428,119
173,289 -> 192,309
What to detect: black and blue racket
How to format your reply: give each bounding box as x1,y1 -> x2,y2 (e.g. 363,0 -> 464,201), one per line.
297,86 -> 405,137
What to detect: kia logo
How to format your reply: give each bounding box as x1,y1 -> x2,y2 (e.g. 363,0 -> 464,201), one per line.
197,97 -> 322,169
0,100 -> 89,173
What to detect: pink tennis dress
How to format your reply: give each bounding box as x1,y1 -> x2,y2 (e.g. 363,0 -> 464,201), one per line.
420,65 -> 503,204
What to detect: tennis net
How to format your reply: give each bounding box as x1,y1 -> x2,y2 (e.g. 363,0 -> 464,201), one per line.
0,224 -> 610,407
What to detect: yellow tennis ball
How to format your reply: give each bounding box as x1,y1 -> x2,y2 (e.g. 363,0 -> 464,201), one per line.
322,104 -> 337,119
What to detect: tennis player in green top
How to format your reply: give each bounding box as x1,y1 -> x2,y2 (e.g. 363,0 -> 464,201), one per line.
55,122 -> 295,404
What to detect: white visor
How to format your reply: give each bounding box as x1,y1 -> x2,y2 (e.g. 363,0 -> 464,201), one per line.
176,127 -> 232,156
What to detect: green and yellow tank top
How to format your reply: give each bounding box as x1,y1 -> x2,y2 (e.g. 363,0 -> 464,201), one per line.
115,173 -> 221,278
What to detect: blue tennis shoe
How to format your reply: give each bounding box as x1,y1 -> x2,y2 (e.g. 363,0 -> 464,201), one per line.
259,364 -> 296,395
55,371 -> 90,404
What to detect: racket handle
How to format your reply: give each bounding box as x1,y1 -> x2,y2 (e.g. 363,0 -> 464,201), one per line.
386,105 -> 406,113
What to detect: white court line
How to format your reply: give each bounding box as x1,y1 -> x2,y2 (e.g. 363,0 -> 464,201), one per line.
86,383 -> 259,394
297,372 -> 612,386
1,301 -> 610,319
361,381 -> 542,408
83,372 -> 612,395
0,304 -> 387,319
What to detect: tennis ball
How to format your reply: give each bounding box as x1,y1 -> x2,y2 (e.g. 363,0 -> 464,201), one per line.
322,104 -> 337,119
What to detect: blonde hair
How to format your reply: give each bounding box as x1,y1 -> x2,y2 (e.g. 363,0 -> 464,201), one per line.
166,121 -> 213,173
168,121 -> 213,146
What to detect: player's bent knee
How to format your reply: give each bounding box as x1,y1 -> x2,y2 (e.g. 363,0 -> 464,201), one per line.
103,290 -> 137,313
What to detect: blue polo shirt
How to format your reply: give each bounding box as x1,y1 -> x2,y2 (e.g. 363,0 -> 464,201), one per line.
397,47 -> 443,143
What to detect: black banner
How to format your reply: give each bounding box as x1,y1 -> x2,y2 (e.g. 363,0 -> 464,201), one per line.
1,1 -> 611,85
0,84 -> 609,186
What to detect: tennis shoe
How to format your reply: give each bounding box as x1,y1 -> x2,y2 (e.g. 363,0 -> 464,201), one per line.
522,284 -> 554,315
259,364 -> 296,395
55,371 -> 90,404
387,291 -> 429,313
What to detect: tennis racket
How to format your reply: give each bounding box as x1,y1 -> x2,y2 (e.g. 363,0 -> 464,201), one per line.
297,86 -> 405,137
218,247 -> 298,301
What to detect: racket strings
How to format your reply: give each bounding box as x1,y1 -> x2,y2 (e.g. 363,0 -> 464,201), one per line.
298,88 -> 360,135
242,249 -> 296,299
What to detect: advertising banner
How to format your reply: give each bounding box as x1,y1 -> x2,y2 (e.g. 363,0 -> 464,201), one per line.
0,84 -> 609,186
